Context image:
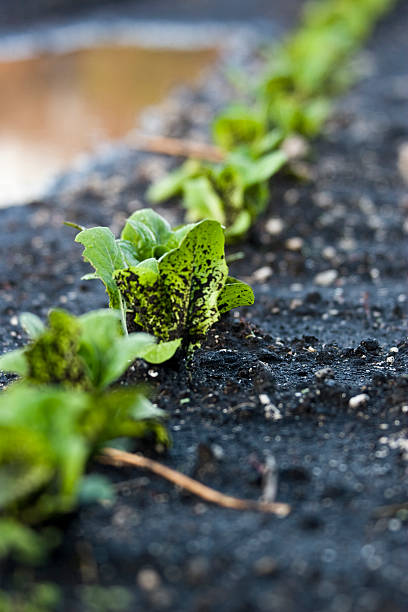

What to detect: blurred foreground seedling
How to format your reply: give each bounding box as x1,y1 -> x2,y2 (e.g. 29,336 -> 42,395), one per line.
0,309 -> 169,563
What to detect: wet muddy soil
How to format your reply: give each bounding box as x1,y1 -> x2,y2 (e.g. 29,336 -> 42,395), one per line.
0,2 -> 408,611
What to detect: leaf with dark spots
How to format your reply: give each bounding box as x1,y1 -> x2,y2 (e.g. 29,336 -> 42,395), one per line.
116,220 -> 229,349
75,209 -> 254,352
218,277 -> 255,314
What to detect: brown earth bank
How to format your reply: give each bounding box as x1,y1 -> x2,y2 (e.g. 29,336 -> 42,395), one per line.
1,1 -> 408,611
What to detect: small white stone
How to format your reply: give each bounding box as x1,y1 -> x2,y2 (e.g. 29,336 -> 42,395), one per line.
285,237 -> 303,251
398,142 -> 408,184
137,568 -> 161,591
253,266 -> 273,283
313,191 -> 333,208
282,135 -> 309,160
314,269 -> 338,287
349,393 -> 369,409
284,189 -> 300,205
265,217 -> 284,236
322,246 -> 336,260
389,347 -> 399,353
314,367 -> 333,379
259,394 -> 270,406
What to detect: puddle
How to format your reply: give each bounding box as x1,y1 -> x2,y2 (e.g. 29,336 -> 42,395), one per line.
0,44 -> 217,206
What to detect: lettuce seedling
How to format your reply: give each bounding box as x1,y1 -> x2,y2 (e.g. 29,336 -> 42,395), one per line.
0,383 -> 167,557
211,104 -> 283,156
147,0 -> 395,232
257,0 -> 395,136
0,308 -> 170,561
75,209 -> 254,350
0,308 -> 176,388
147,149 -> 286,240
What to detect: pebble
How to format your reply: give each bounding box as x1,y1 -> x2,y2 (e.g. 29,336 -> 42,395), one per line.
265,217 -> 284,235
186,556 -> 210,583
313,191 -> 333,208
349,394 -> 369,409
253,266 -> 273,283
322,246 -> 336,260
397,142 -> 408,184
314,367 -> 333,380
137,568 -> 161,591
282,135 -> 309,159
314,269 -> 338,287
284,188 -> 300,205
253,556 -> 278,576
285,236 -> 303,251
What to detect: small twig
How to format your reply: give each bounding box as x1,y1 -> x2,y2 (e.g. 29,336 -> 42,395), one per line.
125,133 -> 225,163
100,447 -> 290,517
372,502 -> 408,518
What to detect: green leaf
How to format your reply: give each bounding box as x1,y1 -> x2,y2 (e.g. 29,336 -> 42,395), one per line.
146,160 -> 200,203
92,389 -> 170,446
116,220 -> 228,348
24,309 -> 90,390
229,150 -> 287,187
117,239 -> 140,268
120,209 -> 175,259
0,309 -> 159,391
0,348 -> 28,377
153,219 -> 228,344
78,309 -> 159,388
218,277 -> 255,314
75,227 -> 125,309
0,518 -> 50,564
183,177 -> 226,224
0,426 -> 53,509
137,338 -> 182,364
252,129 -> 284,156
20,312 -> 45,340
114,259 -> 164,335
101,333 -> 157,388
0,383 -> 169,530
224,210 -> 252,241
212,104 -> 266,151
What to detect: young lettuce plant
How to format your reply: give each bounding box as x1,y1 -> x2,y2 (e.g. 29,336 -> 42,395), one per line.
211,104 -> 284,157
257,0 -> 396,137
74,209 -> 254,350
0,307 -> 178,386
147,149 -> 287,241
147,0 -> 395,231
0,308 -> 169,562
0,383 -> 167,562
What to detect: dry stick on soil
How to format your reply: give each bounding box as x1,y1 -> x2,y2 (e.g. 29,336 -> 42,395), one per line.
125,133 -> 225,163
372,502 -> 408,518
100,447 -> 291,517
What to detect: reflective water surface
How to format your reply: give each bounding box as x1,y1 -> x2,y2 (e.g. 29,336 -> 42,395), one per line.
0,45 -> 216,206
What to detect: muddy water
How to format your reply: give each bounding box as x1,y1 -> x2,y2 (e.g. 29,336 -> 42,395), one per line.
0,45 -> 217,206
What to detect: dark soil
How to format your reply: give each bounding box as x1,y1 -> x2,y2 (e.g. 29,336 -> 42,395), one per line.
1,2 -> 408,611
0,0 -> 303,30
